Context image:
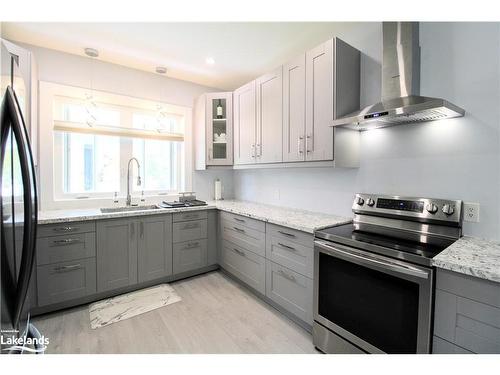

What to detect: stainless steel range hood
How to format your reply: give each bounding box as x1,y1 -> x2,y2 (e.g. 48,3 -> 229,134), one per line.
332,22 -> 465,131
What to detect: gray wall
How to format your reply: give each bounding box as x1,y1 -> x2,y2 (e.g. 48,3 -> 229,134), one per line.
234,22 -> 500,240
20,43 -> 234,206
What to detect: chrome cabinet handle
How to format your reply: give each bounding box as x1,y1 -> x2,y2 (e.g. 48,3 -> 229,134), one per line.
278,269 -> 296,282
183,222 -> 200,230
278,242 -> 296,252
53,264 -> 82,273
298,136 -> 304,156
278,230 -> 295,238
305,134 -> 312,154
130,222 -> 135,240
251,144 -> 256,158
233,248 -> 246,257
53,226 -> 78,233
233,217 -> 245,223
185,241 -> 200,249
140,221 -> 144,239
256,143 -> 262,157
183,213 -> 199,219
208,148 -> 212,160
233,227 -> 245,233
50,238 -> 82,247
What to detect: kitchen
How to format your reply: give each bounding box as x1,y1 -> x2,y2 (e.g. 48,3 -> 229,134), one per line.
1,2 -> 499,372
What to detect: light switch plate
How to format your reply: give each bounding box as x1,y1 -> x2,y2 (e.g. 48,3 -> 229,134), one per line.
463,202 -> 480,223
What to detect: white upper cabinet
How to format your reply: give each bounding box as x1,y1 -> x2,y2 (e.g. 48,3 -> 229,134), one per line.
206,92 -> 233,166
234,81 -> 257,165
256,67 -> 283,164
283,54 -> 306,162
305,39 -> 334,161
194,92 -> 233,170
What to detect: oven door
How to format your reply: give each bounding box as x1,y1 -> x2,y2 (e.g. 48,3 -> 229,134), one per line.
313,240 -> 433,354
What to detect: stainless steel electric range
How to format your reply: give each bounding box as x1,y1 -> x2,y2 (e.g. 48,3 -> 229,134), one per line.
313,193 -> 463,354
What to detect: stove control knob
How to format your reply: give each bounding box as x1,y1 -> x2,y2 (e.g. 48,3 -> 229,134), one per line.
426,203 -> 438,214
442,204 -> 455,216
367,198 -> 375,207
355,197 -> 365,206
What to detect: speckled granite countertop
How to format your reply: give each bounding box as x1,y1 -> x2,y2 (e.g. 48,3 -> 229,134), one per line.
213,200 -> 351,233
38,199 -> 351,234
432,236 -> 500,283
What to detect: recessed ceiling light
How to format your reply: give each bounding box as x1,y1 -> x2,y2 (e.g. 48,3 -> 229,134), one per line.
205,57 -> 215,65
155,66 -> 167,74
84,48 -> 99,58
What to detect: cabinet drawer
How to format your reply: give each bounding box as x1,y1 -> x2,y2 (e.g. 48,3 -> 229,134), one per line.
265,260 -> 313,324
36,232 -> 96,266
173,210 -> 208,222
220,211 -> 265,232
173,219 -> 208,243
266,223 -> 313,248
221,239 -> 265,294
432,336 -> 472,354
434,289 -> 500,353
38,221 -> 96,238
222,220 -> 265,256
37,258 -> 96,306
265,235 -> 313,278
173,239 -> 208,274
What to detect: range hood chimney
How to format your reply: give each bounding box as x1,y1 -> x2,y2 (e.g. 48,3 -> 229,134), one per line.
332,22 -> 465,130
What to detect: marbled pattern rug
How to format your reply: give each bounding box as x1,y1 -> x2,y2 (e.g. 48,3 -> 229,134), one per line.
89,284 -> 181,329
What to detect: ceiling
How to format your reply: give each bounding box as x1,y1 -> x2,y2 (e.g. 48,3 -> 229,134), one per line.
1,22 -> 364,90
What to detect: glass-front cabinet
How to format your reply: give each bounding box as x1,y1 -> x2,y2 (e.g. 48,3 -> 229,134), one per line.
205,92 -> 233,165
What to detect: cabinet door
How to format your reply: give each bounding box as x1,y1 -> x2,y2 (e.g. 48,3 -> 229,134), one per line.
205,92 -> 233,166
96,218 -> 138,292
283,54 -> 306,162
233,80 -> 256,165
256,67 -> 283,163
138,215 -> 173,283
305,39 -> 334,161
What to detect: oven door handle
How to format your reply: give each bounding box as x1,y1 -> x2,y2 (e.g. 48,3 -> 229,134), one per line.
315,240 -> 429,280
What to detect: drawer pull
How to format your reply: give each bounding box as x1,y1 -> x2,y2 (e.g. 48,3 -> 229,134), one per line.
51,238 -> 82,246
233,248 -> 246,257
233,227 -> 245,233
233,217 -> 246,223
53,264 -> 82,273
278,242 -> 296,251
278,230 -> 295,238
278,269 -> 296,282
183,223 -> 200,230
183,214 -> 198,219
53,226 -> 78,233
185,241 -> 200,249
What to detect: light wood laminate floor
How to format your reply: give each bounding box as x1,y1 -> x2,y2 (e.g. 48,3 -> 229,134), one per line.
33,271 -> 317,354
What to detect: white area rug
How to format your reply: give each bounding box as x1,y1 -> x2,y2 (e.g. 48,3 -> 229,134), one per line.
89,284 -> 181,329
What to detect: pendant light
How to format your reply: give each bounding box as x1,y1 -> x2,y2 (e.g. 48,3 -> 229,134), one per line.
155,66 -> 168,132
84,47 -> 99,126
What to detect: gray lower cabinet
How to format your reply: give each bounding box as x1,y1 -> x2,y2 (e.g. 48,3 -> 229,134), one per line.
221,239 -> 266,294
173,219 -> 208,243
173,239 -> 208,274
97,218 -> 138,292
433,269 -> 500,354
37,258 -> 96,306
138,214 -> 173,282
265,260 -> 313,324
207,210 -> 218,266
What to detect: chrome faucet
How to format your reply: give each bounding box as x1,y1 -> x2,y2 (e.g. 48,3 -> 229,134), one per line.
126,157 -> 141,206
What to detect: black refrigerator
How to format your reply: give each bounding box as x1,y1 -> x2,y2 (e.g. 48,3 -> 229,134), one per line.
1,39 -> 44,354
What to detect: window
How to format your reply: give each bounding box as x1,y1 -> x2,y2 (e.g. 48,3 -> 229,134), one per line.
39,82 -> 191,207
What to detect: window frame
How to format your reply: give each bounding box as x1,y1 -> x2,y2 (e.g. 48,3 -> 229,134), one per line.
39,81 -> 193,210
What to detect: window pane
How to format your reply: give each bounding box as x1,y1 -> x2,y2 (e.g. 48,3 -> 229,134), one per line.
58,101 -> 120,127
133,112 -> 183,134
62,133 -> 120,194
132,138 -> 183,192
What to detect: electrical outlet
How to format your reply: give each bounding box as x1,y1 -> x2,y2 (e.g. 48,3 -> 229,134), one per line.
463,202 -> 480,223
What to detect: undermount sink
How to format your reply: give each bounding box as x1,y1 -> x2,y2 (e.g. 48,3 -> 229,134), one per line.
100,205 -> 160,213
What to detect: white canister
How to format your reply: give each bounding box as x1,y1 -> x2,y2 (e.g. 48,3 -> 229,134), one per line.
214,178 -> 222,200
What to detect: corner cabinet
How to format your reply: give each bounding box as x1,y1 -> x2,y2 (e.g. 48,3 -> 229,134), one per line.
283,38 -> 361,166
194,92 -> 233,169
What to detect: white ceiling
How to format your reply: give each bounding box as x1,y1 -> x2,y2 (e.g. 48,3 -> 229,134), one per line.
1,22 -> 364,90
